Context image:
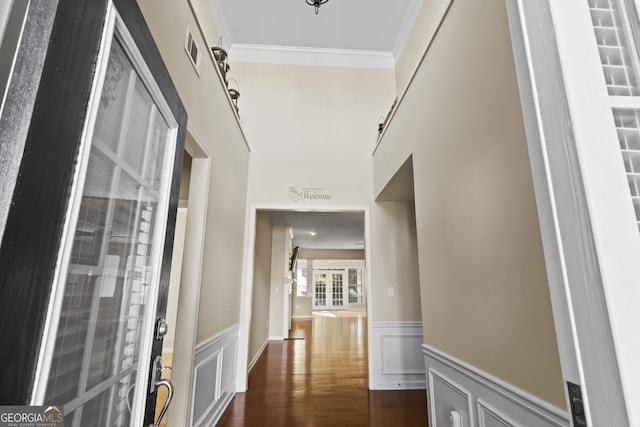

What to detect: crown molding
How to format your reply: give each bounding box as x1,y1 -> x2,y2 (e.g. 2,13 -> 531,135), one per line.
228,44 -> 395,69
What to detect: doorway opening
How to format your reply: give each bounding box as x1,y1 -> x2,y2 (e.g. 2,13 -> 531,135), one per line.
241,207 -> 373,389
157,131 -> 211,426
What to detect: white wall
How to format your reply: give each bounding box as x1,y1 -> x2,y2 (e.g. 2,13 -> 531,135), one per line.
231,62 -> 393,207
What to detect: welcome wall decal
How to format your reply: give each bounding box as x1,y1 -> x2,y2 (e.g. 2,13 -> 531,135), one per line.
288,185 -> 333,202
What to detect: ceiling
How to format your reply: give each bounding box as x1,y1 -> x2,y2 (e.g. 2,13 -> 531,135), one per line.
207,0 -> 422,66
266,211 -> 365,250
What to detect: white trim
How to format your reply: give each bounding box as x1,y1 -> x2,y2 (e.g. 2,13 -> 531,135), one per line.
477,399 -> 518,427
228,43 -> 395,69
371,322 -> 425,390
203,391 -> 234,427
192,324 -> 239,427
195,323 -> 239,354
248,338 -> 269,373
427,367 -> 474,427
548,2 -> 640,425
192,350 -> 222,427
423,344 -> 569,426
292,315 -> 313,320
166,133 -> 211,426
392,0 -> 424,60
237,203 -> 376,390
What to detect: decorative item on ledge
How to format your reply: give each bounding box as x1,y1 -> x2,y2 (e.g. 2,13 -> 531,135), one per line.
211,46 -> 229,82
227,78 -> 240,114
306,0 -> 329,15
377,98 -> 398,138
211,37 -> 230,85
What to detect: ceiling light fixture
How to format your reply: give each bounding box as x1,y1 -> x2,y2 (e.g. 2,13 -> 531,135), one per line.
306,0 -> 329,15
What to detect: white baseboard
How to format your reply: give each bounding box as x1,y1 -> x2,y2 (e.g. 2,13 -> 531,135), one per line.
202,391 -> 234,427
292,315 -> 313,320
248,338 -> 269,373
269,335 -> 285,341
191,324 -> 239,427
423,344 -> 570,427
371,322 -> 426,390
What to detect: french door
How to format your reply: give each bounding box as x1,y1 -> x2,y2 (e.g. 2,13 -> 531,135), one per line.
0,0 -> 186,426
313,270 -> 345,309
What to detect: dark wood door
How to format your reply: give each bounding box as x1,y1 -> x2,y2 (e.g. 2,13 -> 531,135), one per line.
0,0 -> 186,425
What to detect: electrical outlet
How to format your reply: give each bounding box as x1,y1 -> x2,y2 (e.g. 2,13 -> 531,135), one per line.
387,287 -> 395,297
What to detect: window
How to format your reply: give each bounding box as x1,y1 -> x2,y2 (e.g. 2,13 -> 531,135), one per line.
296,259 -> 308,297
348,268 -> 363,304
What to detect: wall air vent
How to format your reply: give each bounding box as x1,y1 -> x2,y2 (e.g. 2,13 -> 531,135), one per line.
185,27 -> 201,76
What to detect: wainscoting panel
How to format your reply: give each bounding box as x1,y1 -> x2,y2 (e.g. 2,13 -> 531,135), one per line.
428,369 -> 472,427
371,322 -> 426,389
423,345 -> 570,427
192,324 -> 239,427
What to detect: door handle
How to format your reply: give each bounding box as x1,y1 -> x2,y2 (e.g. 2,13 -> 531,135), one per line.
151,378 -> 174,427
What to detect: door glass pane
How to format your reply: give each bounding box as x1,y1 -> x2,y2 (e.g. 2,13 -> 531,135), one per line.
348,268 -> 363,304
296,260 -> 307,297
44,36 -> 174,427
315,273 -> 327,307
331,273 -> 344,307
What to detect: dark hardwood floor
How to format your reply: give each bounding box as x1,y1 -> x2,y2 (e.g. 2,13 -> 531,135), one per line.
217,312 -> 428,426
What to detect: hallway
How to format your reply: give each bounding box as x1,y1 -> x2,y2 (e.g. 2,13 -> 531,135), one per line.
217,312 -> 428,426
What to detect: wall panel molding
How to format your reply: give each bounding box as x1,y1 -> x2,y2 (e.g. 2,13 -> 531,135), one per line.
371,322 -> 425,389
423,345 -> 569,427
192,324 -> 239,427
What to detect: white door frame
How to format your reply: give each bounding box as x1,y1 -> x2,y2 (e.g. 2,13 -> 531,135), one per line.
236,204 -> 375,391
165,126 -> 211,426
506,0 -> 640,425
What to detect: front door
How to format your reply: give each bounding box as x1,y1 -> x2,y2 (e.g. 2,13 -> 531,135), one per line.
0,0 -> 186,426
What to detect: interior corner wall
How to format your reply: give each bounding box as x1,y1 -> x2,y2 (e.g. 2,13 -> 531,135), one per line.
248,211 -> 273,365
370,201 -> 421,322
375,0 -> 566,408
137,0 -> 250,343
268,226 -> 290,339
